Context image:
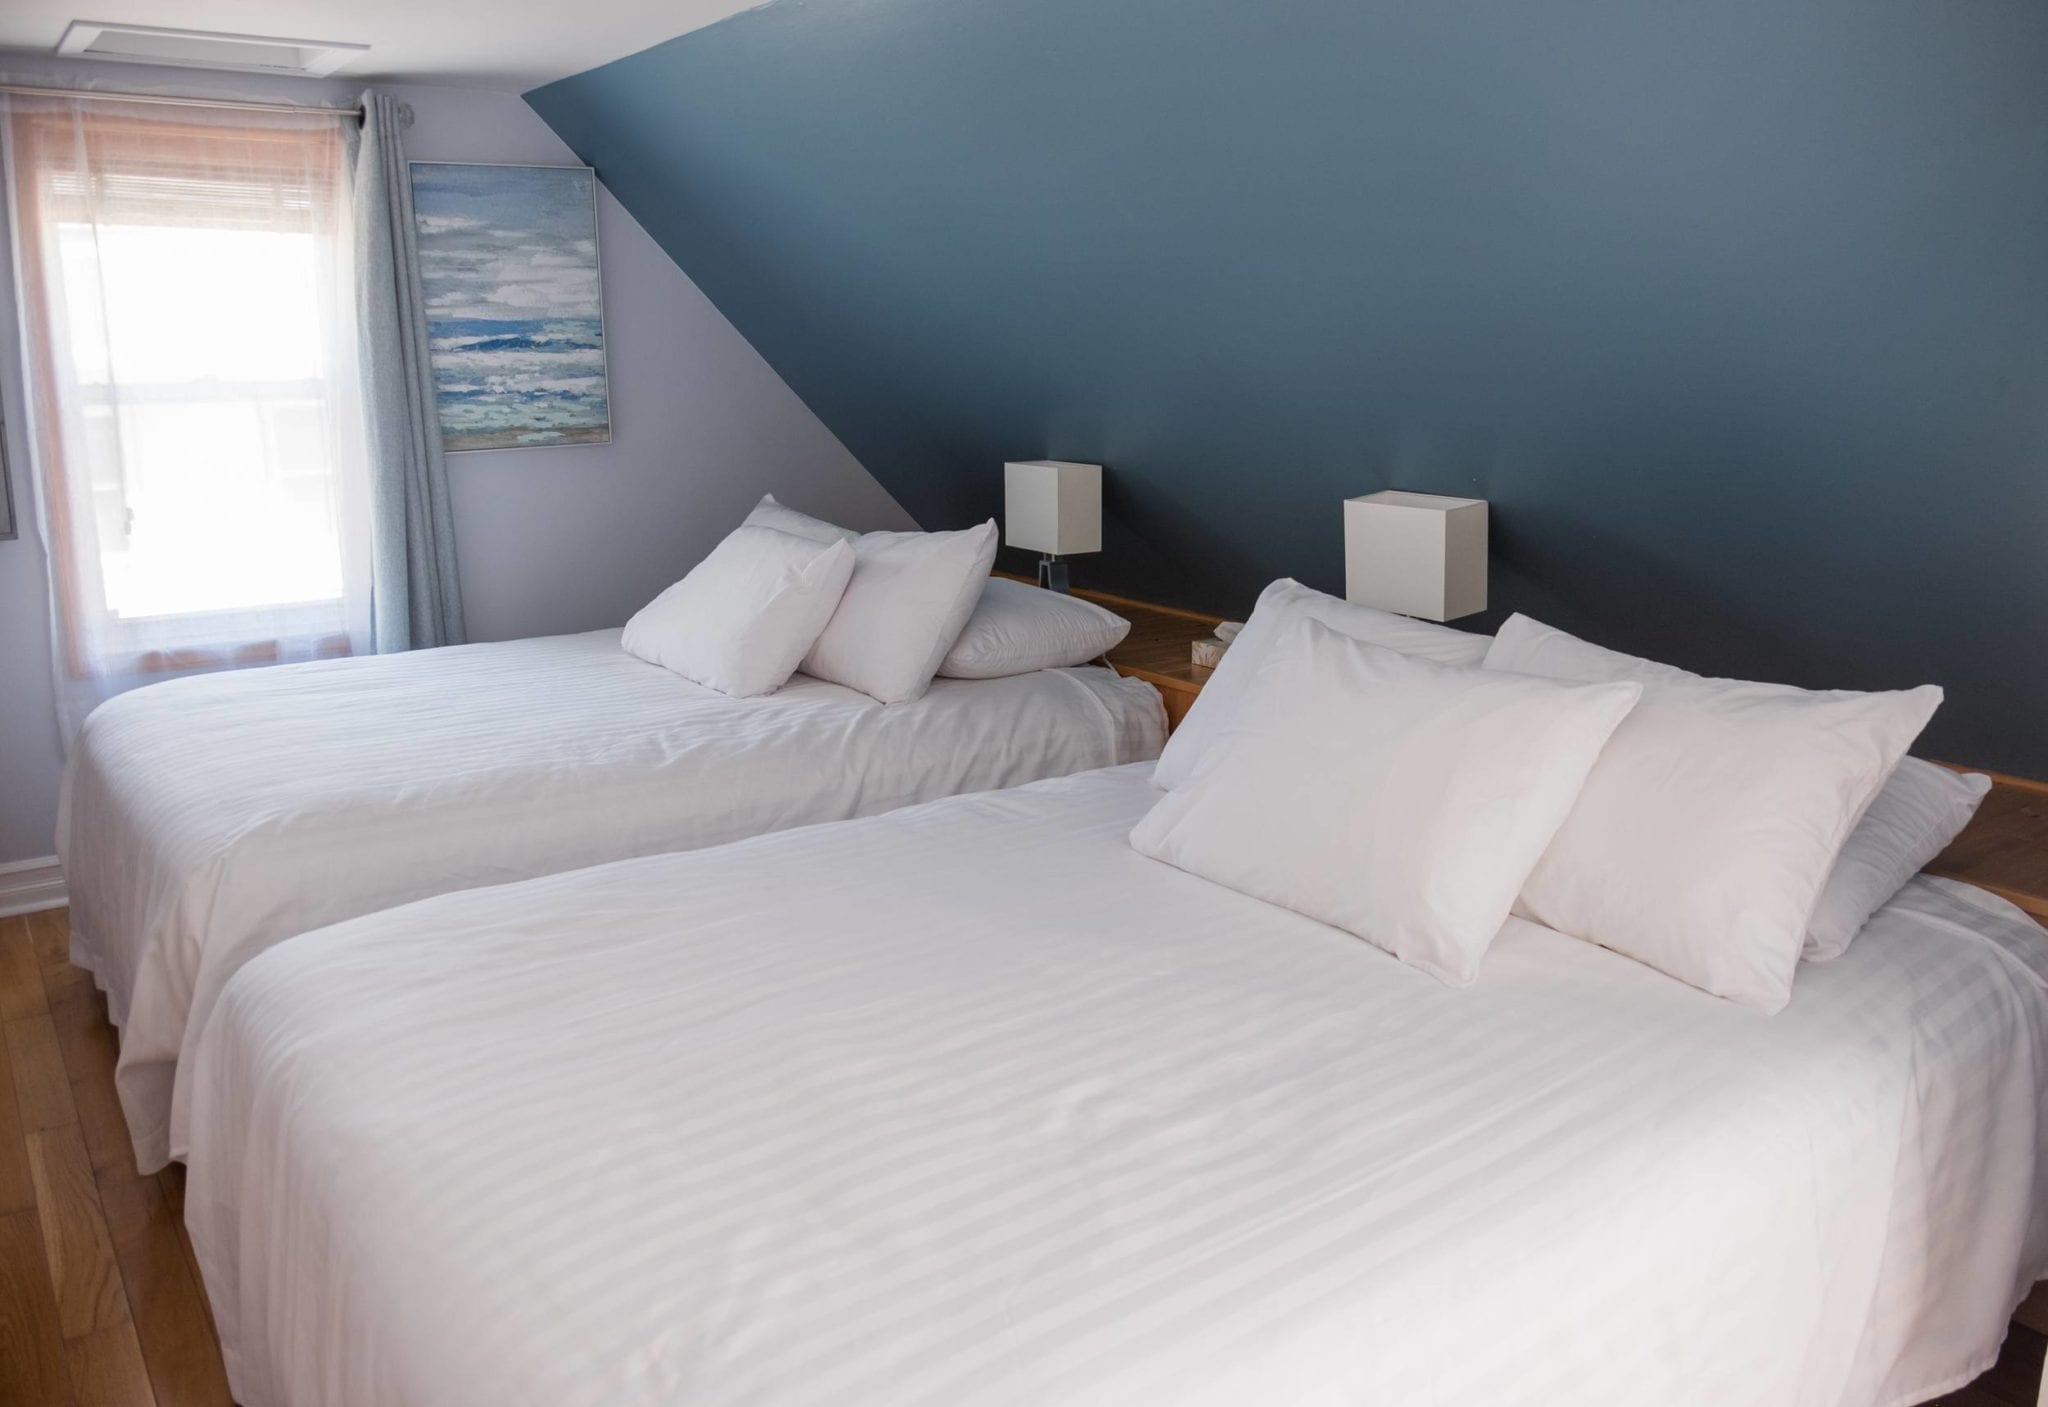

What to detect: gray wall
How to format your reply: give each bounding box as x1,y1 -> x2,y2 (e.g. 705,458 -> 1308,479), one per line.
391,84 -> 913,642
0,55 -> 911,864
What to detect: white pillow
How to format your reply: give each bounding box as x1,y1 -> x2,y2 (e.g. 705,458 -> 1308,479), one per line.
743,493 -> 857,545
801,521 -> 1000,703
1805,758 -> 1991,960
1132,619 -> 1640,985
938,578 -> 1131,679
1153,578 -> 1490,790
622,525 -> 854,697
1485,614 -> 1942,1012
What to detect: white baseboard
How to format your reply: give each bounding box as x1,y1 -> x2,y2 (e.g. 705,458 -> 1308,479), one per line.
0,856 -> 67,919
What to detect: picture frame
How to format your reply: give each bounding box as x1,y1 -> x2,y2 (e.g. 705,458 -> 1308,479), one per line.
408,161 -> 612,453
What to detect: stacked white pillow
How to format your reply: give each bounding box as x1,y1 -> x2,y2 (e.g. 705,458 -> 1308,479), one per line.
630,494 -> 1126,703
1153,578 -> 1489,790
628,495 -> 994,704
746,495 -> 1003,702
1805,758 -> 1990,960
797,523 -> 999,704
747,495 -> 1131,695
620,525 -> 853,697
744,493 -> 857,545
1129,577 -> 1958,1012
1133,619 -> 1639,984
1484,614 -> 1941,1012
940,578 -> 1130,678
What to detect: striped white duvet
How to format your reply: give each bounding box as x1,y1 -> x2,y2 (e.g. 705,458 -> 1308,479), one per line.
60,630 -> 1164,1173
183,764 -> 2048,1407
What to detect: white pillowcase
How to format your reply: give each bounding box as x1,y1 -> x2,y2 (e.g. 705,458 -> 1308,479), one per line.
1806,758 -> 1991,960
621,525 -> 854,697
938,578 -> 1131,679
1153,578 -> 1490,790
1485,614 -> 1942,1013
802,521 -> 1000,703
743,493 -> 857,545
1132,619 -> 1640,985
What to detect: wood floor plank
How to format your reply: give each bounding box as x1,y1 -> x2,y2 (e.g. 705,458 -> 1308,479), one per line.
0,1023 -> 37,1218
50,984 -> 139,1177
157,1166 -> 183,1222
67,1319 -> 159,1407
1973,1324 -> 2048,1406
27,1124 -> 128,1339
0,916 -> 49,1021
1930,1388 -> 2020,1407
2017,1280 -> 2048,1339
7,1011 -> 77,1134
149,1167 -> 213,1323
30,907 -> 85,996
97,1171 -> 231,1407
0,1206 -> 79,1407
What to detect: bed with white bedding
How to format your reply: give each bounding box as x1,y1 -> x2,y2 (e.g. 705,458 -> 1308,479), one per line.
62,630 -> 1164,1172
183,764 -> 2048,1407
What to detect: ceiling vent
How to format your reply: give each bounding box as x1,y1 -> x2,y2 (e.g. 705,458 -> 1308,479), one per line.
56,20 -> 368,76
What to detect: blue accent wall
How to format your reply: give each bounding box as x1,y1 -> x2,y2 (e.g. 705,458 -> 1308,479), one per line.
529,0 -> 2048,772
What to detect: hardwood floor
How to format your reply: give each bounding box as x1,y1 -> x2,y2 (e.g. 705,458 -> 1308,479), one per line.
0,908 -> 230,1407
0,904 -> 2040,1407
1930,1319 -> 2045,1406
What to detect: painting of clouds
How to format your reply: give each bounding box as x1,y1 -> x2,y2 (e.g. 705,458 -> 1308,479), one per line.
410,162 -> 610,452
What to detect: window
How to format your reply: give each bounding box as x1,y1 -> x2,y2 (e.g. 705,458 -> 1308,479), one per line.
3,95 -> 370,728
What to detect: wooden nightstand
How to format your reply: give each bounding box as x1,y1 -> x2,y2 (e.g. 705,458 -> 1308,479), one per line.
1928,770 -> 2048,929
990,572 -> 1231,732
1077,588 -> 1227,733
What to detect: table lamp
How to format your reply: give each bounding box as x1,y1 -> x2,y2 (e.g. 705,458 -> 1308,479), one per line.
1343,490 -> 1487,621
1005,460 -> 1101,593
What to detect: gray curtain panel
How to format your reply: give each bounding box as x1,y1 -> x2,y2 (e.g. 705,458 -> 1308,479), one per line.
352,90 -> 466,652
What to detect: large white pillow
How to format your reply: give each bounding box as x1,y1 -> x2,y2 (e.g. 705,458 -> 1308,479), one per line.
743,493 -> 857,545
802,521 -> 1000,703
1485,615 -> 1942,1012
1132,619 -> 1640,985
938,578 -> 1131,679
1153,578 -> 1490,790
622,525 -> 854,697
1805,758 -> 1990,961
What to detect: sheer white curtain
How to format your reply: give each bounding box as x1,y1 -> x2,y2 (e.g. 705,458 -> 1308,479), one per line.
2,94 -> 371,737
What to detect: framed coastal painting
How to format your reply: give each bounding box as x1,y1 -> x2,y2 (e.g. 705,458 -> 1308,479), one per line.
409,162 -> 611,452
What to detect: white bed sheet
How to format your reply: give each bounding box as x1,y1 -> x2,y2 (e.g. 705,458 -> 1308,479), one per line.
60,630 -> 1164,1171
183,764 -> 2048,1407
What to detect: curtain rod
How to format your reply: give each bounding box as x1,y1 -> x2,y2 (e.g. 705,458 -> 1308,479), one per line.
0,82 -> 364,120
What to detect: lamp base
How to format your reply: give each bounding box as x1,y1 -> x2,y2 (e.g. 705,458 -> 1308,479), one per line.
1036,554 -> 1070,593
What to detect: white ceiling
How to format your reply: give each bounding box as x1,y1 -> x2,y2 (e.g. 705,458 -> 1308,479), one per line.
0,0 -> 766,90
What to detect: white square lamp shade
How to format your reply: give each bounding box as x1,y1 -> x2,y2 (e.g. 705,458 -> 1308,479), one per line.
1005,460 -> 1101,592
1343,490 -> 1488,622
1004,461 -> 1102,556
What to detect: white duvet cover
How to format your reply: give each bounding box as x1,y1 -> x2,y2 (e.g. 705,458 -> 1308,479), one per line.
60,630 -> 1164,1171
183,765 -> 2048,1407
